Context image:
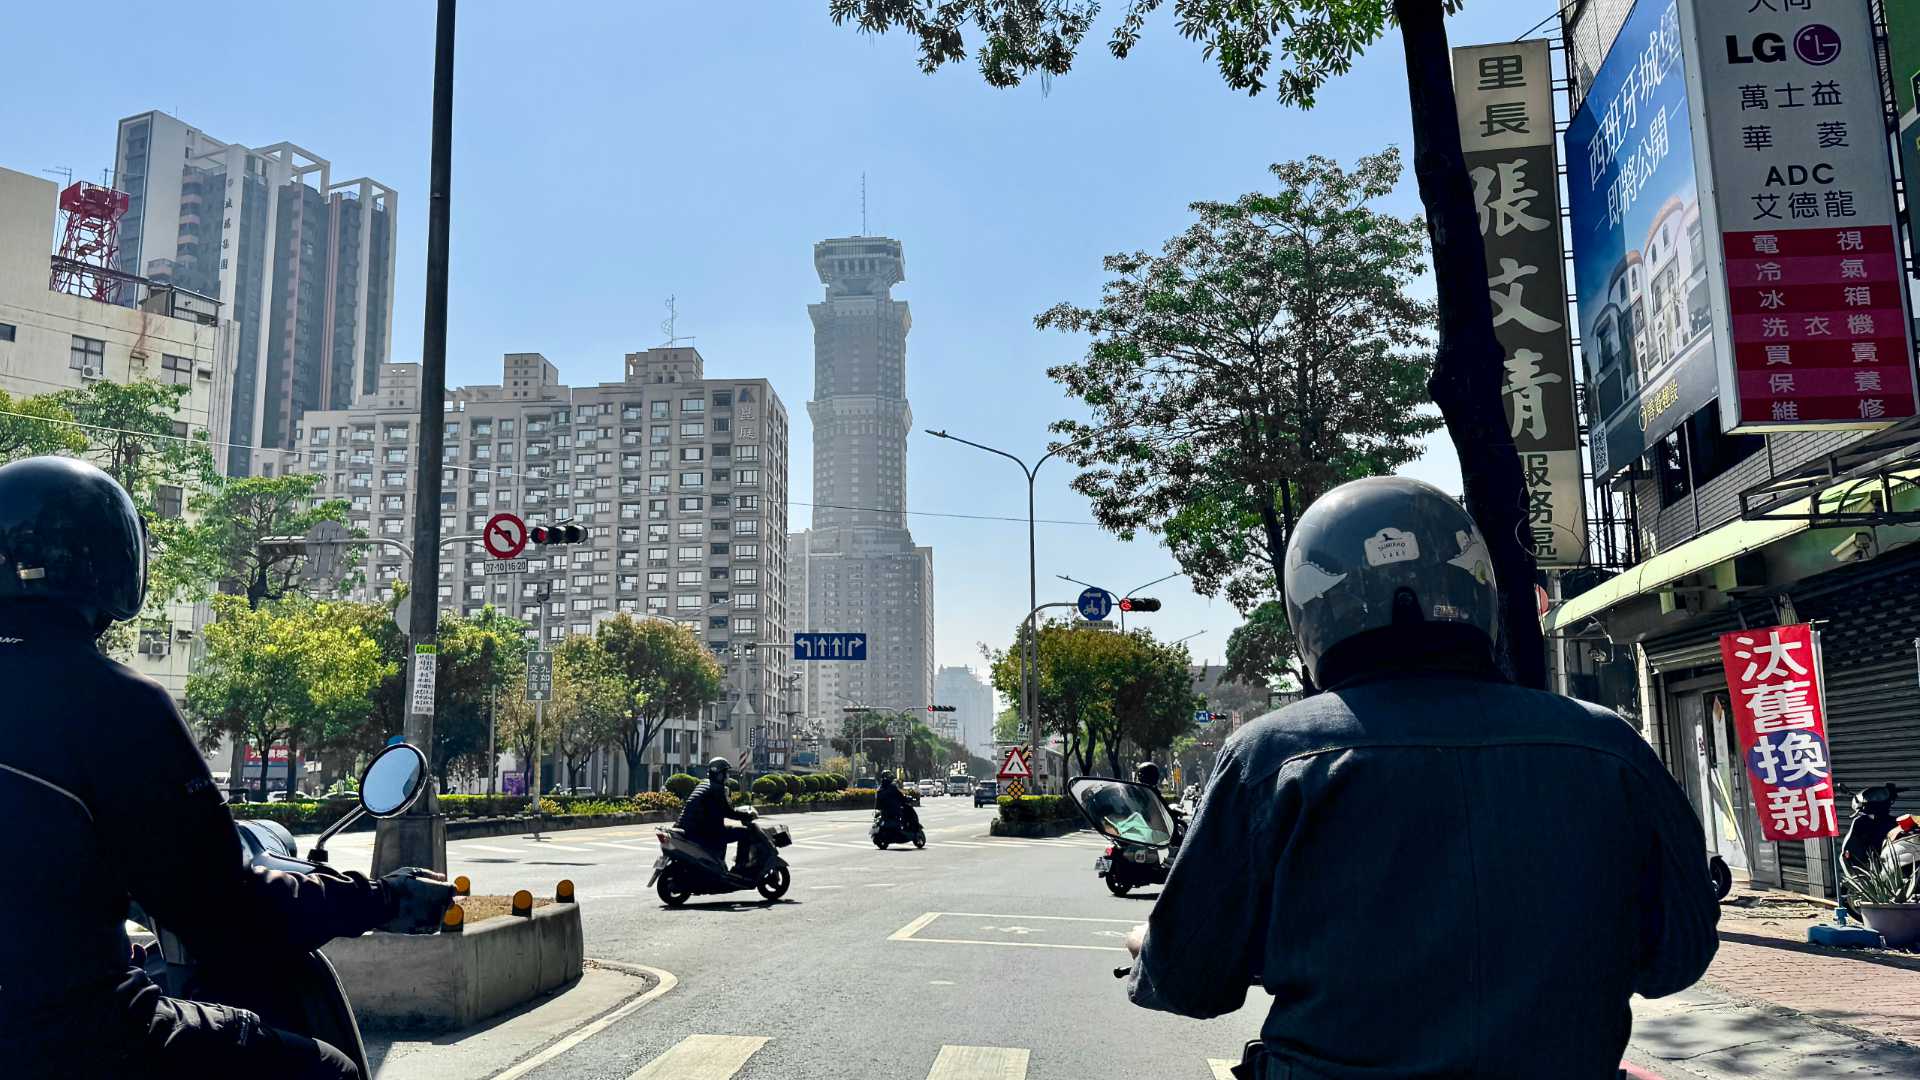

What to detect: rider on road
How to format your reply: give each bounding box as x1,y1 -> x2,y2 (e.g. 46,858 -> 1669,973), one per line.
675,757 -> 757,871
1125,476 -> 1719,1079
0,457 -> 456,1080
876,773 -> 921,832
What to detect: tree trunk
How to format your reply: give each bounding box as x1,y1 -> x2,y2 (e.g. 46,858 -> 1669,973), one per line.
622,744 -> 645,796
1394,0 -> 1548,690
1257,482 -> 1319,694
285,733 -> 299,800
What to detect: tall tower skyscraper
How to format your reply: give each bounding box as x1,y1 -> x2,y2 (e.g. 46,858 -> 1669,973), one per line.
789,236 -> 935,725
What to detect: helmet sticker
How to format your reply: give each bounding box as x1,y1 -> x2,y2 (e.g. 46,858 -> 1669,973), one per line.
1446,529 -> 1493,584
1362,528 -> 1420,566
1430,604 -> 1466,621
1289,561 -> 1348,604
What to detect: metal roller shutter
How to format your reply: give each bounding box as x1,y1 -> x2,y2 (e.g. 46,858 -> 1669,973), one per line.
1794,553 -> 1920,811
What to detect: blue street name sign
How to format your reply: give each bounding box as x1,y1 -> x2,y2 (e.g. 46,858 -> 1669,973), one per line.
793,632 -> 869,661
1077,587 -> 1114,622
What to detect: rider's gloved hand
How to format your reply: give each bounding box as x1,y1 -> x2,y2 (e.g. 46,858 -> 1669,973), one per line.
378,867 -> 458,934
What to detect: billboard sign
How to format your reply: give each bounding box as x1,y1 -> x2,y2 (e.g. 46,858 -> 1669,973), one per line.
1566,0 -> 1721,477
1684,0 -> 1918,431
1889,5 -> 1920,277
1717,623 -> 1838,843
1455,39 -> 1589,565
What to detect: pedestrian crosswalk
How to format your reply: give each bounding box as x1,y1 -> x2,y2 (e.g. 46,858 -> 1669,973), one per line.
615,1035 -> 1237,1079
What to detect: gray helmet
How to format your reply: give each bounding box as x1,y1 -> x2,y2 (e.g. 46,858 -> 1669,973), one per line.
1283,476 -> 1498,686
706,756 -> 732,776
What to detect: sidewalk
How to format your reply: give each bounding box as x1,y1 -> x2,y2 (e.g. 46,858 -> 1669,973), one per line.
1620,884 -> 1920,1078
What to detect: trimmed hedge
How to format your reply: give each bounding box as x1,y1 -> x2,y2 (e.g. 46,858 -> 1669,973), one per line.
996,794 -> 1079,825
664,773 -> 700,800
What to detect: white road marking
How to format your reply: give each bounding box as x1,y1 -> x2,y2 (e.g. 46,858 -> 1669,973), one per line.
807,884 -> 845,890
888,911 -> 943,941
523,842 -> 595,853
863,882 -> 897,888
590,841 -> 651,851
624,1034 -> 769,1079
1208,1060 -> 1238,1080
486,961 -> 678,1080
460,843 -> 521,854
888,911 -> 1136,952
925,1045 -> 1030,1080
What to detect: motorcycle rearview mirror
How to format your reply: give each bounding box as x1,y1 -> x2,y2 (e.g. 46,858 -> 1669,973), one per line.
307,742 -> 430,863
1066,777 -> 1176,849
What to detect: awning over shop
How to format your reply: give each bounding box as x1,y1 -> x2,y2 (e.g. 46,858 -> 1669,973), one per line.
1542,514 -> 1808,636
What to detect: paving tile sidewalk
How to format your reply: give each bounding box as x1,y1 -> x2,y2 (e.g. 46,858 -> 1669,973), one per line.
1627,983 -> 1920,1078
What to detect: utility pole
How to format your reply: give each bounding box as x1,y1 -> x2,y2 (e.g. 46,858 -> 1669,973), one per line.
374,0 -> 457,878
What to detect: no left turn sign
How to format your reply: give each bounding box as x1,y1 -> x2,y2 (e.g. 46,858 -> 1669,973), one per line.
483,512 -> 528,560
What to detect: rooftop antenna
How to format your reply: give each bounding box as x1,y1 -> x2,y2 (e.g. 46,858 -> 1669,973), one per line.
660,295 -> 695,348
43,167 -> 73,186
861,172 -> 867,236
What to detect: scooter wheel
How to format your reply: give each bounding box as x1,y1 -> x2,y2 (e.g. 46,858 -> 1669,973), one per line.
656,869 -> 692,908
913,833 -> 926,849
1106,876 -> 1132,897
757,866 -> 791,902
877,839 -> 890,849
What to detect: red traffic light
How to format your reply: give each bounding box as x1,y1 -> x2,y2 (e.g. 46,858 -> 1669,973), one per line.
532,524 -> 584,545
1118,596 -> 1161,613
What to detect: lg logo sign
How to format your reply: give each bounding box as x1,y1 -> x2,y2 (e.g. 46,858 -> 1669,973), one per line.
1726,24 -> 1842,66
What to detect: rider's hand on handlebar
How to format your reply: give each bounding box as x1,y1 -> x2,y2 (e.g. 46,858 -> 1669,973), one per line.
1126,924 -> 1145,958
379,867 -> 458,934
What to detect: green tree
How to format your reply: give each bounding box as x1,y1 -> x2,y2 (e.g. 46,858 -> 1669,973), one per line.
827,1 -> 1545,689
430,605 -> 532,787
594,613 -> 726,793
184,594 -> 394,799
988,622 -> 1195,777
1041,150 -> 1437,680
1223,600 -> 1299,688
0,389 -> 88,460
549,633 -> 634,789
166,474 -> 361,608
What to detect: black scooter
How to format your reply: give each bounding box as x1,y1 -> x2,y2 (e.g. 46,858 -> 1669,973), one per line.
1839,783 -> 1901,916
131,742 -> 435,1079
871,809 -> 927,849
651,808 -> 794,905
1098,816 -> 1185,896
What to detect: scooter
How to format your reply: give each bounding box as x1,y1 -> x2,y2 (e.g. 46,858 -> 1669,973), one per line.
651,807 -> 794,905
130,741 -> 434,1079
1074,778 -> 1185,896
871,809 -> 927,849
1098,828 -> 1182,896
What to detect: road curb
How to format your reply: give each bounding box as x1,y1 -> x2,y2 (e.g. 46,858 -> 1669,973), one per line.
485,960 -> 678,1080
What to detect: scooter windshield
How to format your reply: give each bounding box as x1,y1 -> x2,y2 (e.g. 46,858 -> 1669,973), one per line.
1104,811 -> 1170,845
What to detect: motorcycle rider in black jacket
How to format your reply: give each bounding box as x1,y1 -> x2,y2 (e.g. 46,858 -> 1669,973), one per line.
0,457 -> 456,1079
1126,477 -> 1720,1079
675,757 -> 756,870
876,773 -> 920,831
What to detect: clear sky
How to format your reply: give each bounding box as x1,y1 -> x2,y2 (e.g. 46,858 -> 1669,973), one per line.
3,1 -> 1548,675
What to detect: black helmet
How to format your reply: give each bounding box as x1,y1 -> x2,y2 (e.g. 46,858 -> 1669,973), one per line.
706,756 -> 732,776
1134,762 -> 1162,788
1283,476 -> 1498,686
0,456 -> 146,631
878,772 -> 896,786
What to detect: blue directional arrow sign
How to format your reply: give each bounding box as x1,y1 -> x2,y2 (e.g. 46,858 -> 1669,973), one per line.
793,631 -> 868,661
1077,587 -> 1114,622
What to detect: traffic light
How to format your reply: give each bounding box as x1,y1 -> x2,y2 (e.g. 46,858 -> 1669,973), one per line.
530,523 -> 585,545
1118,596 -> 1161,613
927,704 -> 956,713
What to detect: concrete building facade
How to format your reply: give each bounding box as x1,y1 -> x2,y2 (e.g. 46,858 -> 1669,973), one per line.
789,236 -> 936,725
257,346 -> 793,789
0,165 -> 235,702
113,111 -> 396,473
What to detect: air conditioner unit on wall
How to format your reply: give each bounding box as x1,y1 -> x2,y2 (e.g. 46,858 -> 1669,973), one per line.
79,366 -> 100,380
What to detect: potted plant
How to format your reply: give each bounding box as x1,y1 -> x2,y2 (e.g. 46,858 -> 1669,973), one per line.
1845,854 -> 1920,948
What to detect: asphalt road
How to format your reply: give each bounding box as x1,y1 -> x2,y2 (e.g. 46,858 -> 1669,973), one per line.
319,797 -> 1264,1078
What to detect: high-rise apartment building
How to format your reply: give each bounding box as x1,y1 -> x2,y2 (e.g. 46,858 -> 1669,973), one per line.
113,111 -> 396,473
788,236 -> 935,724
257,347 -> 793,788
934,666 -> 996,761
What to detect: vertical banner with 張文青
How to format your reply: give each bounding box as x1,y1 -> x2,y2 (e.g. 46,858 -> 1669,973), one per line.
1718,623 -> 1839,843
1682,0 -> 1919,430
1453,39 -> 1588,566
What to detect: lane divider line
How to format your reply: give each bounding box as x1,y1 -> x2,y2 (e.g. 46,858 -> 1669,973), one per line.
486,961 -> 679,1080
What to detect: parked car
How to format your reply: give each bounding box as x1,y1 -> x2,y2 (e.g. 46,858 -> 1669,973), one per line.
916,779 -> 939,798
855,776 -> 879,789
973,780 -> 999,808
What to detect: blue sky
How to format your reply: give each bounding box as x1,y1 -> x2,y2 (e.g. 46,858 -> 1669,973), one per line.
4,1 -> 1544,674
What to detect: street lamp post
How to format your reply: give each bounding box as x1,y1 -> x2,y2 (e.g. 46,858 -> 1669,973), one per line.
926,429 -> 1096,793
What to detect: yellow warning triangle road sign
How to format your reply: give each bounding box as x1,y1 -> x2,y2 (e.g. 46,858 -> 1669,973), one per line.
997,747 -> 1032,779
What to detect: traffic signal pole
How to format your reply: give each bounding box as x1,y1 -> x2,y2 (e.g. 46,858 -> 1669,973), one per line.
374,0 -> 456,879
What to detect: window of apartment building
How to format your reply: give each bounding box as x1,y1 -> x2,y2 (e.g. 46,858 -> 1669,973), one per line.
712,444 -> 731,460
0,322 -> 15,342
651,401 -> 669,419
351,495 -> 371,511
385,447 -> 407,464
572,599 -> 593,613
682,397 -> 706,414
648,524 -> 670,543
651,425 -> 669,445
650,473 -> 670,493
677,522 -> 703,538
472,420 -> 492,437
675,595 -> 702,610
650,450 -> 670,468
572,574 -> 594,588
622,453 -> 642,471
622,404 -> 644,422
712,390 -> 732,409
574,501 -> 596,519
736,445 -> 760,461
382,495 -> 405,512
444,422 -> 460,439
709,518 -> 729,533
496,442 -> 515,461
467,583 -> 483,601
473,443 -> 491,460
681,421 -> 705,437
647,498 -> 668,519
738,495 -> 760,510
309,450 -> 330,469
679,496 -> 703,511
159,354 -> 193,385
709,566 -> 731,581
677,569 -> 703,586
495,489 -> 513,507
680,447 -> 704,462
733,519 -> 759,536
709,615 -> 730,630
70,335 -> 104,372
679,471 -> 703,488
648,571 -> 669,589
649,546 -> 669,563
472,490 -> 490,507
733,617 -> 757,635
734,543 -> 759,560
736,469 -> 759,486
677,545 -> 702,562
154,485 -> 184,519
710,542 -> 730,556
713,417 -> 730,434
708,591 -> 730,606
381,518 -> 405,536
351,471 -> 373,489
384,423 -> 409,442
735,567 -> 759,585
1685,401 -> 1764,490
712,468 -> 730,483
383,472 -> 406,489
